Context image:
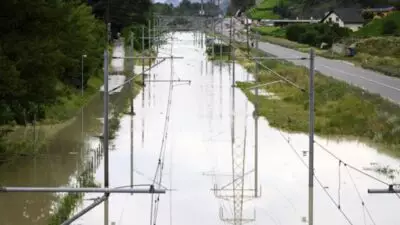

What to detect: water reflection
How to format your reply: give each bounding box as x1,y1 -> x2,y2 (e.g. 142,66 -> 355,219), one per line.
69,32 -> 400,225
2,32 -> 399,225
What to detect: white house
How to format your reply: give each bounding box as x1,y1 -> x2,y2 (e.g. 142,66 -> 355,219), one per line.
320,8 -> 365,31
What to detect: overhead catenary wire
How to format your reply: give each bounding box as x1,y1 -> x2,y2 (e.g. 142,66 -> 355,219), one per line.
276,129 -> 355,225
314,140 -> 390,186
150,36 -> 175,225
212,29 -> 305,92
213,21 -> 389,224
345,166 -> 377,225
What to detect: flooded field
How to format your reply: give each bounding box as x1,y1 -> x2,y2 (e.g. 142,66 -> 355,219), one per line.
1,32 -> 399,225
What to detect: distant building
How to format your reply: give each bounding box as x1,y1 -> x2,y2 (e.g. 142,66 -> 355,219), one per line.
320,8 -> 365,31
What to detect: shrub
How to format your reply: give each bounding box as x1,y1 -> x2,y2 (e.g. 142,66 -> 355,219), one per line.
362,11 -> 374,21
286,23 -> 351,47
286,24 -> 307,41
299,30 -> 318,46
383,20 -> 398,35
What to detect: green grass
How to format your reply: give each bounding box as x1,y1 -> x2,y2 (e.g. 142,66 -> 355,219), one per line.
258,0 -> 280,8
251,26 -> 286,37
318,37 -> 400,78
252,27 -> 400,78
248,9 -> 279,19
247,0 -> 281,19
0,42 -> 146,164
355,37 -> 400,58
232,48 -> 400,154
355,12 -> 400,37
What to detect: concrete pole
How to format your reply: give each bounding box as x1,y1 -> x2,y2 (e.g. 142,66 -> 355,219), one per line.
142,25 -> 145,86
81,55 -> 85,167
130,99 -> 134,195
308,48 -> 315,225
148,19 -> 152,78
103,49 -> 109,194
212,18 -> 215,58
254,32 -> 259,197
246,15 -> 250,55
154,18 -> 157,54
232,25 -> 235,87
220,10 -> 223,63
229,17 -> 232,61
130,31 -> 135,115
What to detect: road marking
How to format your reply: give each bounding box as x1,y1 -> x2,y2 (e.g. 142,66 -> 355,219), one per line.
321,65 -> 400,92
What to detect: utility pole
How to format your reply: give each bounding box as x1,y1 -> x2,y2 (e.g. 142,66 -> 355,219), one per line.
103,50 -> 110,197
308,48 -> 315,225
148,19 -> 152,78
142,25 -> 145,86
153,18 -> 157,55
130,93 -> 134,195
130,31 -> 135,115
220,2 -> 223,62
246,15 -> 250,55
229,17 -> 233,60
254,32 -> 259,198
212,18 -> 215,58
232,25 -> 235,87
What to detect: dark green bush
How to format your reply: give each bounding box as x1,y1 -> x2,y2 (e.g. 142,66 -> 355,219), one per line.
286,23 -> 351,47
383,20 -> 398,35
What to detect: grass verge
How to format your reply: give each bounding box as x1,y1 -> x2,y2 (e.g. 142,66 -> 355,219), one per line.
212,45 -> 400,155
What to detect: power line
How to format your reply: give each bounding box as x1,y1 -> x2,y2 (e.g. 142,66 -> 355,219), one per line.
314,141 -> 389,186
344,166 -> 377,225
276,129 -> 355,225
150,35 -> 176,225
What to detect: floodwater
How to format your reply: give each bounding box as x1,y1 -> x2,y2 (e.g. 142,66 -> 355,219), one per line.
1,32 -> 400,225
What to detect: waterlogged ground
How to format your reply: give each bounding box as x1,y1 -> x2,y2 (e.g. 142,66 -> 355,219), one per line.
71,32 -> 400,225
0,32 -> 400,225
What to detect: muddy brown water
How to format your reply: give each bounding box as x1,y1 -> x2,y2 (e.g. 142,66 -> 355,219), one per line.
1,32 -> 400,225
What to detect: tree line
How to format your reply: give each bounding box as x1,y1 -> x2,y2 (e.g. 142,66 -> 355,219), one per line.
153,0 -> 221,17
0,0 -> 152,127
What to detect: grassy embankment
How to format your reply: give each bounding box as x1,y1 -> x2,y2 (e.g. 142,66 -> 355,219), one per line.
209,41 -> 400,156
246,0 -> 280,20
249,12 -> 400,78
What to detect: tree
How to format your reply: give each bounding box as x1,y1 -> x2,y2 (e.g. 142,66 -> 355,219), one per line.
0,0 -> 108,125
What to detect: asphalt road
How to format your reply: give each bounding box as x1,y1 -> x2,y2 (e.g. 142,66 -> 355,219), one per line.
216,18 -> 400,104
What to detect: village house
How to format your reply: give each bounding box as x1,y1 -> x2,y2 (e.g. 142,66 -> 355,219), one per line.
320,8 -> 365,31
